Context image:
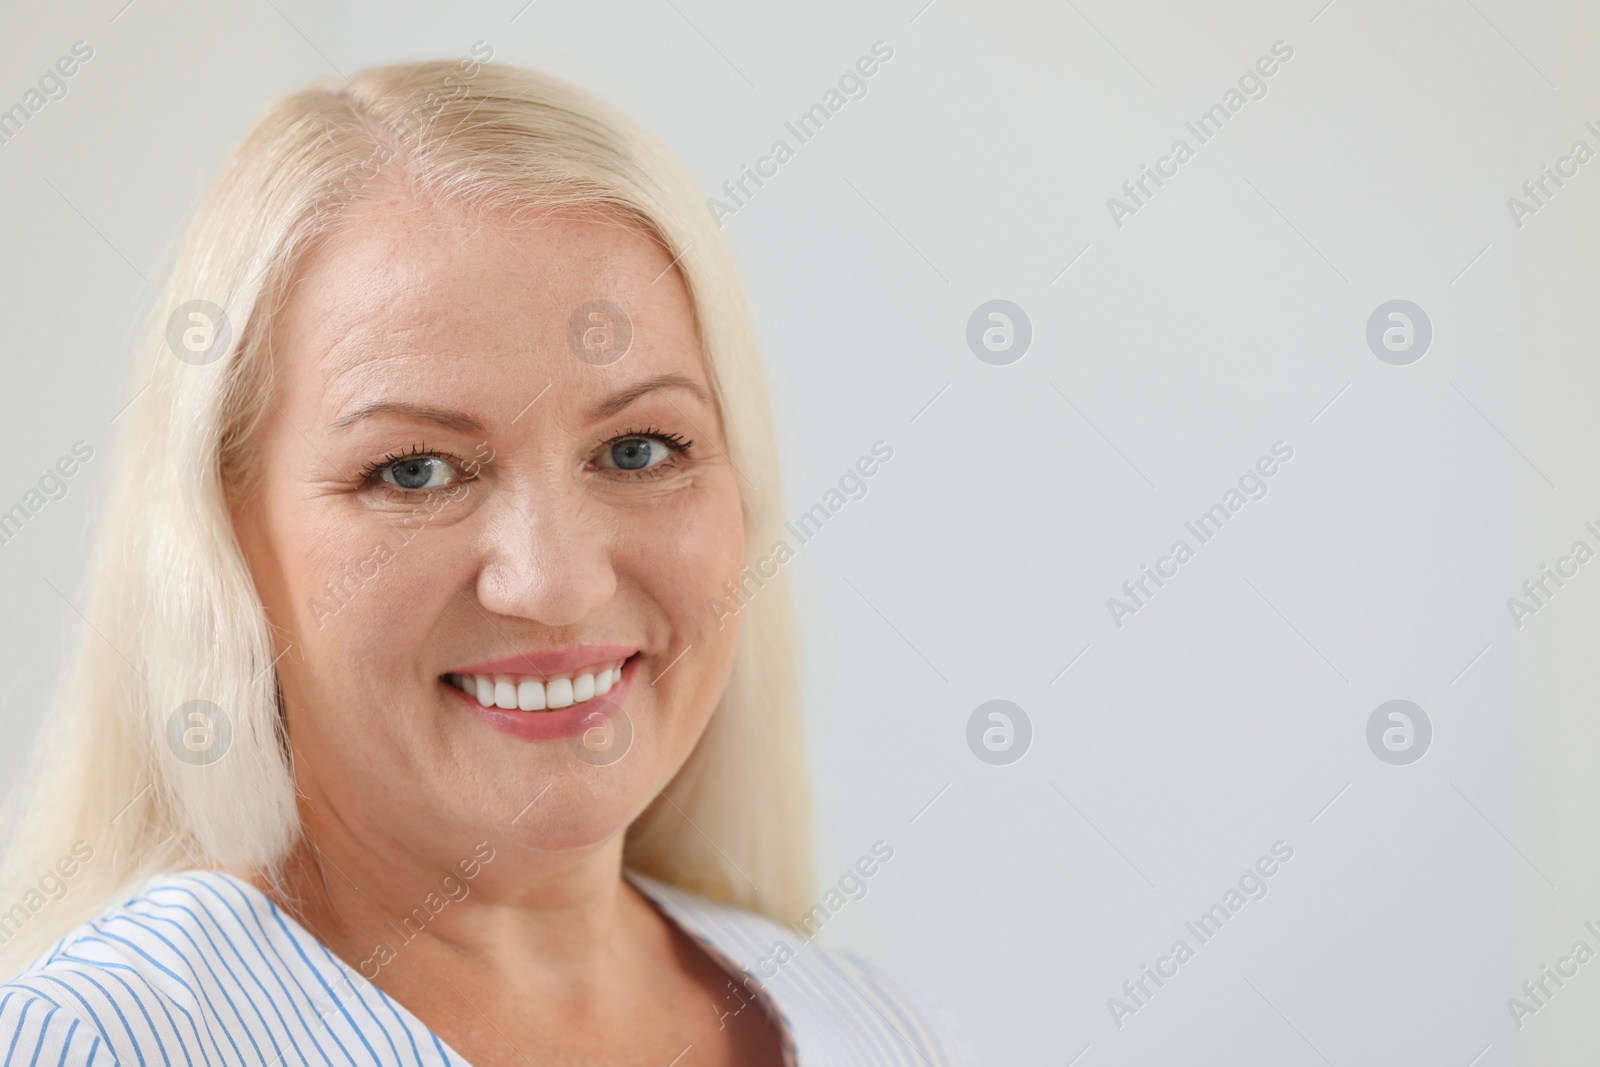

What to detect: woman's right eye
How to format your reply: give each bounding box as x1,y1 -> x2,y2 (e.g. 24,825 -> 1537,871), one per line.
378,455 -> 459,491
598,437 -> 674,473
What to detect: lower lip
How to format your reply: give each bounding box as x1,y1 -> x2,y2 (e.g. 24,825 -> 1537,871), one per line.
445,657 -> 637,741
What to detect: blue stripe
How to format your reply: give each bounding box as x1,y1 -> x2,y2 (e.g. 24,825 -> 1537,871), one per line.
314,945 -> 424,1067
260,903 -> 373,1065
180,877 -> 338,1067
53,1017 -> 79,1067
113,909 -> 266,1063
30,971 -> 148,1067
23,1002 -> 58,1067
146,889 -> 302,1065
75,919 -> 228,1067
59,954 -> 194,1067
4,993 -> 36,1065
298,937 -> 405,1065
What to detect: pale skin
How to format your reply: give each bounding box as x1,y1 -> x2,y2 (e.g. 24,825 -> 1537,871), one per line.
230,191 -> 784,1066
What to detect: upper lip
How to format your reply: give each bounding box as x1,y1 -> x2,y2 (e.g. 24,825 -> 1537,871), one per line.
448,644 -> 640,678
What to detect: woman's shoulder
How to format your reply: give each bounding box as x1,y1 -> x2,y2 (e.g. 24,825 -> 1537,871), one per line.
5,868 -> 280,986
626,870 -> 982,1066
0,870 -> 289,1062
0,869 -> 453,1066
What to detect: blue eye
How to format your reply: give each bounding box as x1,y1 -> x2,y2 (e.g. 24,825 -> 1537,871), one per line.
601,438 -> 671,472
382,455 -> 457,490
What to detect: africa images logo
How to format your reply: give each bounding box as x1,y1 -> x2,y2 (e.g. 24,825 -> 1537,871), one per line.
1105,40 -> 1294,229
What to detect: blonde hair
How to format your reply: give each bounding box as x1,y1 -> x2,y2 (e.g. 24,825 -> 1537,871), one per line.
0,56 -> 811,972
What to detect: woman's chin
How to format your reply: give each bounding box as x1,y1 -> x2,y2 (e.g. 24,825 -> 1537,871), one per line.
479,779 -> 653,855
501,807 -> 637,855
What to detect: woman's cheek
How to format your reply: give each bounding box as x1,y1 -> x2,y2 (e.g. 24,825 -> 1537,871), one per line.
650,482 -> 745,629
292,505 -> 467,642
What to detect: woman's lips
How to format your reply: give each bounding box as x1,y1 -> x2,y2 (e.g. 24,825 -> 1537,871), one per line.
443,654 -> 638,741
451,644 -> 640,677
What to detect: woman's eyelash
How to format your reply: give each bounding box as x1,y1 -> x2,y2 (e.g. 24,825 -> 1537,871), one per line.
609,427 -> 693,452
596,427 -> 694,480
358,443 -> 465,483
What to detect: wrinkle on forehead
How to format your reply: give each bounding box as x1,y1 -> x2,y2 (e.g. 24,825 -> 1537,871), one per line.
322,352 -> 456,413
273,193 -> 703,426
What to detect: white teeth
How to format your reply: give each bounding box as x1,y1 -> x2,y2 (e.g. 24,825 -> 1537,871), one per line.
452,659 -> 627,710
546,677 -> 574,709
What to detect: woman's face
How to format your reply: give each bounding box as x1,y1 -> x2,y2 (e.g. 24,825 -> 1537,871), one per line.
232,199 -> 745,863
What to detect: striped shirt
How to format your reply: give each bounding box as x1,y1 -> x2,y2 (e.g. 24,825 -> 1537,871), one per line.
0,869 -> 979,1065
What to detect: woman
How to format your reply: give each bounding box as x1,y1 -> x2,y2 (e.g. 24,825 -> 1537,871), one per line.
0,56 -> 977,1065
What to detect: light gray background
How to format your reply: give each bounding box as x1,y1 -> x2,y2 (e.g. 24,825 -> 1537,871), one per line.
3,1 -> 1599,1063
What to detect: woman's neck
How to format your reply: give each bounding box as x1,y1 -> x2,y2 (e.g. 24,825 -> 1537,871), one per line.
247,800 -> 655,990
232,788 -> 783,1065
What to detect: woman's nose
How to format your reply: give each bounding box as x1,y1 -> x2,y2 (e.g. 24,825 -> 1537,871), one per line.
472,483 -> 617,628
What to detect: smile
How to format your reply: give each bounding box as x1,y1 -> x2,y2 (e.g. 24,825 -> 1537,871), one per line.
445,658 -> 629,711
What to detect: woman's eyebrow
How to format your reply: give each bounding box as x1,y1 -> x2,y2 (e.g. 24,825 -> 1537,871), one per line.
330,375 -> 711,431
588,373 -> 711,421
330,403 -> 486,433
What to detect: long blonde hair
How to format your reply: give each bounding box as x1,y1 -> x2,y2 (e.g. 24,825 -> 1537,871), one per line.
0,55 -> 810,972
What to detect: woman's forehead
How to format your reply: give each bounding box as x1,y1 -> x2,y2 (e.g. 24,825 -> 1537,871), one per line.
276,201 -> 706,409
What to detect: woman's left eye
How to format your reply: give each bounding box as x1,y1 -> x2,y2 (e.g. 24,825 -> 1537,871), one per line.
598,437 -> 674,473
380,455 -> 459,490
